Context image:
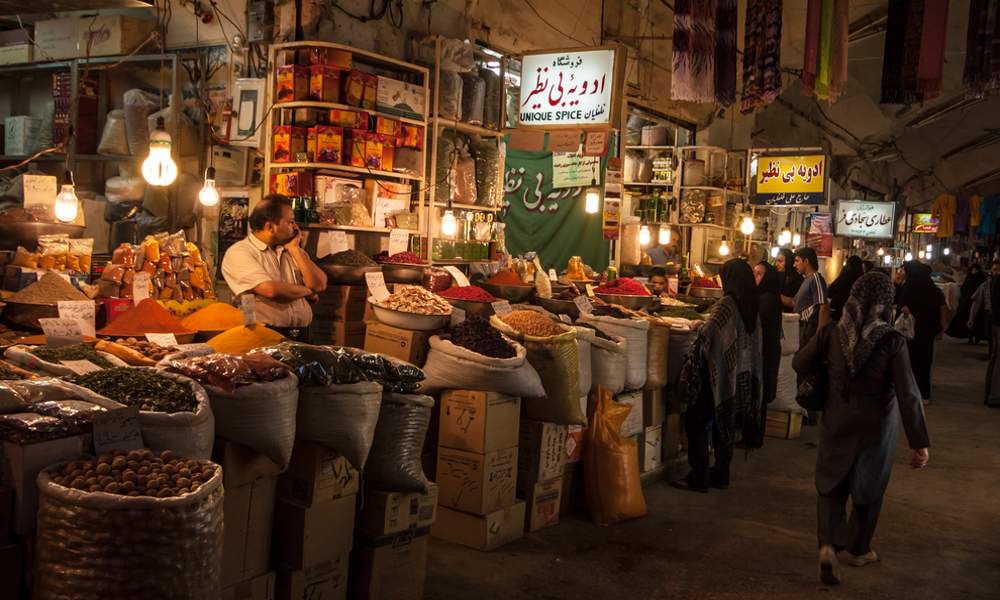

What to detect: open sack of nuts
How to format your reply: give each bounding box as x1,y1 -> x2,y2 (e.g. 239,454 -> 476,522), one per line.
34,449 -> 224,600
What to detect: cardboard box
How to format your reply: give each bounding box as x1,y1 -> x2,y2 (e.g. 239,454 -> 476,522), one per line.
276,65 -> 309,102
309,65 -> 341,102
1,435 -> 87,534
314,285 -> 368,321
520,478 -> 561,532
273,494 -> 355,570
517,420 -> 566,491
4,116 -> 41,156
0,29 -> 31,46
328,108 -> 368,129
436,446 -> 517,515
314,125 -> 344,163
223,571 -> 276,600
438,390 -> 520,454
311,320 -> 366,348
272,125 -> 306,162
565,424 -> 585,464
643,387 -> 666,427
352,529 -> 428,600
615,391 -> 644,437
0,44 -> 32,65
376,76 -> 426,120
35,15 -> 155,59
766,411 -> 803,440
433,501 -> 525,551
0,485 -> 11,543
363,321 -> 438,367
278,441 -> 359,507
276,557 -> 349,600
223,477 -> 278,588
358,485 -> 438,537
215,439 -> 282,488
642,425 -> 663,473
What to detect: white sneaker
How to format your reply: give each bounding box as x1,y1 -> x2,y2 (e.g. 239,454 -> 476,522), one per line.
819,545 -> 841,585
846,550 -> 879,567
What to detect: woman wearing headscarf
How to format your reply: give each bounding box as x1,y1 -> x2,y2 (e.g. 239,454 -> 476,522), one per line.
948,262 -> 987,342
971,260 -> 1000,406
794,272 -> 930,585
674,259 -> 763,493
776,248 -> 804,312
755,261 -> 783,409
828,256 -> 864,322
896,261 -> 950,401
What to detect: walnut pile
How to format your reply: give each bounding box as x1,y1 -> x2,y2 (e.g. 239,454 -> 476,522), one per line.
49,449 -> 217,498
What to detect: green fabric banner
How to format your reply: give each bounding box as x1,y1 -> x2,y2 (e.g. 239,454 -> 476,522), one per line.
501,144 -> 610,273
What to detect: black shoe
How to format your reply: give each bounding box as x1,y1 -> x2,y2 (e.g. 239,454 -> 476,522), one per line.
670,475 -> 709,494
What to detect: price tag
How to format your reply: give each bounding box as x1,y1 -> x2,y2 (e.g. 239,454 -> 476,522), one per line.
491,300 -> 512,316
365,271 -> 391,302
558,314 -> 573,323
443,266 -> 470,288
450,306 -> 466,327
133,272 -> 152,303
668,277 -> 679,295
57,300 -> 95,337
574,295 -> 594,315
146,333 -> 178,347
93,406 -> 143,455
330,230 -> 349,254
60,359 -> 103,375
241,294 -> 257,327
38,318 -> 83,347
174,343 -> 214,357
585,284 -> 596,298
388,229 -> 410,256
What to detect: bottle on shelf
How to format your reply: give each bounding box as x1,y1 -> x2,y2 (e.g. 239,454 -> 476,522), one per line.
604,259 -> 618,283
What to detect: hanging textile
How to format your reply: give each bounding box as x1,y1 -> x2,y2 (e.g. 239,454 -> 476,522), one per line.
741,0 -> 783,113
963,0 -> 1000,95
881,0 -> 950,103
979,195 -> 998,236
715,0 -> 738,105
801,0 -> 848,101
917,0 -> 951,100
829,0 -> 849,98
801,0 -> 822,96
672,0 -> 717,103
931,192 -> 956,238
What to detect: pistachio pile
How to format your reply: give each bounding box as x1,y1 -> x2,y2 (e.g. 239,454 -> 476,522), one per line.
49,449 -> 217,498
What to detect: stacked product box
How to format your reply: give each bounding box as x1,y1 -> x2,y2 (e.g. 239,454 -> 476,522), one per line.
517,420 -> 567,532
311,285 -> 369,348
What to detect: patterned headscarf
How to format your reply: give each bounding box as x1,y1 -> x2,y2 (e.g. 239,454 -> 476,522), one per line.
837,271 -> 896,377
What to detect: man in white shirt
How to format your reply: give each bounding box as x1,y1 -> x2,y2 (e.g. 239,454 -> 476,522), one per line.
222,195 -> 327,340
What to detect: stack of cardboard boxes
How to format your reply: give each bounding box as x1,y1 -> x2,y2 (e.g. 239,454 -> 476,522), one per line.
433,390 -> 525,550
517,420 -> 566,532
363,319 -> 438,368
311,285 -> 368,347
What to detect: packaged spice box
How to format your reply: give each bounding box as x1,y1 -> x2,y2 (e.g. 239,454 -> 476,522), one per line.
375,116 -> 401,138
315,125 -> 344,163
276,65 -> 308,102
309,65 -> 341,102
329,108 -> 369,129
273,125 -> 306,162
309,47 -> 352,70
343,70 -> 378,109
270,171 -> 314,196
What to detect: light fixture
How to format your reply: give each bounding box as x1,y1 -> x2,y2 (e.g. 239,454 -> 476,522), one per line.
740,215 -> 755,236
584,167 -> 600,214
718,236 -> 730,257
770,246 -> 780,258
792,233 -> 802,247
944,247 -> 951,255
883,255 -> 892,265
54,170 -> 78,223
926,244 -> 933,253
639,225 -> 651,246
927,250 -> 934,260
142,117 -> 178,186
918,250 -> 925,259
779,216 -> 792,245
441,209 -> 457,237
877,247 -> 885,256
198,167 -> 220,207
658,226 -> 670,245
905,252 -> 913,261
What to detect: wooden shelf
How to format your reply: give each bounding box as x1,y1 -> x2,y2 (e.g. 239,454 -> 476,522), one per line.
269,162 -> 423,181
433,202 -> 501,212
0,153 -> 139,162
676,222 -> 735,231
625,145 -> 673,151
431,259 -> 492,265
431,117 -> 504,138
275,101 -> 425,127
624,181 -> 672,187
679,186 -> 746,195
273,41 -> 429,76
302,224 -> 392,234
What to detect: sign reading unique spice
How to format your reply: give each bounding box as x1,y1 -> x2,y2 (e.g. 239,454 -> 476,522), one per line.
133,272 -> 152,303
388,229 -> 410,256
519,48 -> 617,126
146,333 -> 178,347
366,272 -> 391,302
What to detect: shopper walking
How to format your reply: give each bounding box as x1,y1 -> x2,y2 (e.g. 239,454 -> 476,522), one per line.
793,271 -> 930,586
828,256 -> 864,322
776,248 -> 804,312
755,261 -> 783,411
970,260 -> 1000,406
794,247 -> 829,349
967,261 -> 997,350
947,263 -> 986,342
674,259 -> 763,493
896,261 -> 949,402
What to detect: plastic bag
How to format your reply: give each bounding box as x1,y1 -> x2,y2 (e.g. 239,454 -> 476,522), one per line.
254,342 -> 424,392
34,462 -> 223,600
12,246 -> 38,268
4,346 -> 129,378
434,131 -> 460,205
418,335 -> 545,397
644,322 -> 670,389
438,70 -> 463,119
364,392 -> 433,493
32,400 -> 107,425
452,147 -> 477,204
38,234 -> 69,270
480,67 -> 502,130
296,381 -> 382,469
460,71 -> 485,125
123,89 -> 159,155
780,313 -> 800,355
393,147 -> 422,176
579,314 -> 650,390
584,385 -> 647,525
473,140 -> 500,206
68,238 -> 94,275
98,109 -> 130,156
106,175 -> 145,201
895,312 -> 915,340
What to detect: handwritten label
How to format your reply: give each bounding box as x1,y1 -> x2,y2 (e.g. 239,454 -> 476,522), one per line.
365,271 -> 391,302
388,229 -> 410,256
146,333 -> 178,347
548,130 -> 582,153
573,295 -> 594,315
552,154 -> 601,189
57,300 -> 95,337
668,277 -> 679,295
22,173 -> 57,213
133,272 -> 151,303
443,266 -> 470,288
330,230 -> 349,254
585,284 -> 596,298
93,406 -> 143,455
450,306 -> 466,327
38,317 -> 83,347
491,300 -> 512,316
584,131 -> 609,156
174,343 -> 214,357
60,359 -> 103,375
241,294 -> 256,327
558,314 -> 573,323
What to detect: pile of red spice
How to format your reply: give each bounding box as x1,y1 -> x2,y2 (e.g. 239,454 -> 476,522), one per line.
97,298 -> 197,337
594,277 -> 651,296
380,251 -> 426,265
691,277 -> 721,289
486,269 -> 526,285
439,285 -> 496,302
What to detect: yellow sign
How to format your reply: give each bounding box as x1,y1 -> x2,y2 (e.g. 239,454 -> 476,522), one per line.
751,154 -> 826,206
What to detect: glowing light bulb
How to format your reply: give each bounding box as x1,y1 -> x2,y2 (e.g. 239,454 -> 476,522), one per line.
584,180 -> 600,214
905,252 -> 913,261
142,118 -> 177,186
927,250 -> 933,260
740,215 -> 755,236
943,247 -> 951,255
877,247 -> 885,256
198,167 -> 219,207
770,246 -> 779,258
926,244 -> 933,253
54,183 -> 78,223
639,225 -> 651,246
779,228 -> 792,245
658,226 -> 670,245
441,209 -> 457,237
718,236 -> 730,257
918,250 -> 925,259
884,255 -> 892,265
792,233 -> 801,247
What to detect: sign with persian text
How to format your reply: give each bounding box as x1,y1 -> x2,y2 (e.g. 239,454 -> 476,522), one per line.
519,48 -> 616,126
750,152 -> 827,206
834,200 -> 896,240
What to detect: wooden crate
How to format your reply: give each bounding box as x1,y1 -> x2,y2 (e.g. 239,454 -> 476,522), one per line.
765,411 -> 803,440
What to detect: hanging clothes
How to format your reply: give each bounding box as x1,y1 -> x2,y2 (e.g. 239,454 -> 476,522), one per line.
963,0 -> 1000,95
740,0 -> 783,113
801,0 -> 849,101
970,194 -> 983,228
931,193 -> 956,238
802,0 -> 822,96
980,195 -> 999,236
672,0 -> 717,103
715,0 -> 738,105
917,0 -> 951,100
956,195 -> 970,233
881,0 -> 926,104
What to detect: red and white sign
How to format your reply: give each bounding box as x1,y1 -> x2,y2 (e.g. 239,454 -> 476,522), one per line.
519,49 -> 616,126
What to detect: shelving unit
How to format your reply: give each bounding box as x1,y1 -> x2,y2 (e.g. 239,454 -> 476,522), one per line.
270,162 -> 424,181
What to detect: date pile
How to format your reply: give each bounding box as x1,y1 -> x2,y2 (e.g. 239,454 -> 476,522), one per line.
50,449 -> 217,498
113,337 -> 178,362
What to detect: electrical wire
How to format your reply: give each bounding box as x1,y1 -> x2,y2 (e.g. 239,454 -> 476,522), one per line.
522,0 -> 591,46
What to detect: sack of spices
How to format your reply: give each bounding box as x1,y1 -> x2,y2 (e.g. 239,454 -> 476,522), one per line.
573,326 -> 595,398
364,392 -> 434,493
644,321 -> 670,390
578,314 -> 650,391
584,385 -> 647,525
5,344 -> 128,378
418,334 -> 544,397
34,455 -> 223,599
588,333 -> 628,395
438,69 -> 463,120
295,381 -> 382,470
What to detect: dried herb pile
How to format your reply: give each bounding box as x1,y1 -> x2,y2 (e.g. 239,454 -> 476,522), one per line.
68,367 -> 198,413
31,344 -> 116,369
450,316 -> 515,358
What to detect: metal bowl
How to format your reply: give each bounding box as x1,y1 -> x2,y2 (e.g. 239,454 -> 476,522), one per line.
550,282 -> 571,295
3,300 -> 99,330
369,300 -> 450,331
445,298 -> 494,318
320,264 -> 380,285
381,263 -> 428,284
688,286 -> 724,299
0,222 -> 86,251
534,296 -> 585,319
98,331 -> 198,345
479,282 -> 535,303
595,293 -> 657,311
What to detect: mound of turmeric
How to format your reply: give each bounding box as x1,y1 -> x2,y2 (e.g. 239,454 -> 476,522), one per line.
181,302 -> 245,332
207,324 -> 286,354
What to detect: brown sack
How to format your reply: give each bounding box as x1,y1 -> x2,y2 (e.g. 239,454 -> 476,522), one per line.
584,385 -> 647,526
644,322 -> 670,389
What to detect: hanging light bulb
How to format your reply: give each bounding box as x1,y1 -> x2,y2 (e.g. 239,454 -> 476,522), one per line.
792,232 -> 802,247
658,226 -> 670,245
905,252 -> 913,261
884,254 -> 892,265
770,246 -> 780,258
198,167 -> 220,207
943,247 -> 951,255
718,236 -> 730,257
740,215 -> 755,236
639,225 -> 651,246
925,244 -> 933,253
54,171 -> 78,223
927,250 -> 934,260
584,177 -> 600,214
142,117 -> 178,186
876,247 -> 885,256
441,209 -> 457,237
918,250 -> 925,259
779,227 -> 792,245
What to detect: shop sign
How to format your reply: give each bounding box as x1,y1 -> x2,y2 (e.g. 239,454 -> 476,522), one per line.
750,152 -> 827,206
806,212 -> 834,257
834,200 -> 896,239
602,159 -> 622,240
519,48 -> 617,126
552,154 -> 601,189
911,212 -> 939,233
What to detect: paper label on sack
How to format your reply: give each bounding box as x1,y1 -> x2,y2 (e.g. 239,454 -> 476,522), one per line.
93,406 -> 143,455
330,230 -> 349,254
491,300 -> 512,316
365,272 -> 391,302
450,306 -> 466,327
60,359 -> 103,375
574,295 -> 594,315
241,294 -> 257,326
38,318 -> 83,347
146,333 -> 177,347
585,284 -> 596,298
443,266 -> 470,288
558,314 -> 573,323
22,174 -> 57,219
174,343 -> 214,357
57,301 -> 95,337
132,272 -> 152,303
388,229 -> 410,256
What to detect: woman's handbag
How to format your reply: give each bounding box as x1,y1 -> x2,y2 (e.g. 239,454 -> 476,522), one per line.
795,326 -> 830,412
